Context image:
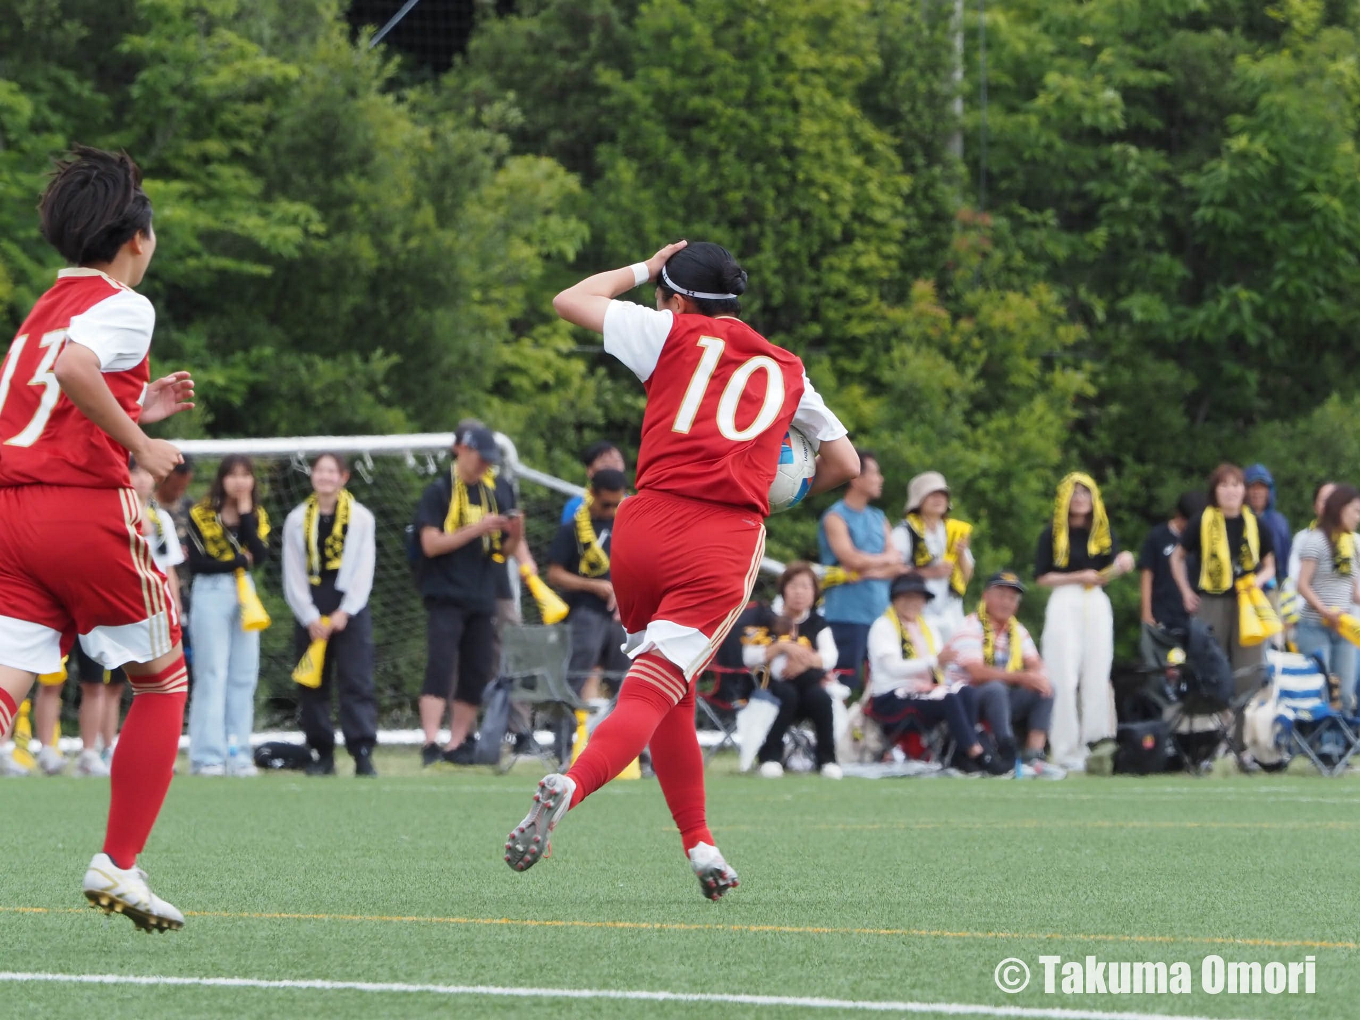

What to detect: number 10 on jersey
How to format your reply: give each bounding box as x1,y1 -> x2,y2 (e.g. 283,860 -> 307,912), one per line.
671,336 -> 785,442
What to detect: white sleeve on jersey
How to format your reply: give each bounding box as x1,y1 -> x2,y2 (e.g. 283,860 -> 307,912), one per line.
792,375 -> 848,444
602,300 -> 674,382
66,289 -> 155,372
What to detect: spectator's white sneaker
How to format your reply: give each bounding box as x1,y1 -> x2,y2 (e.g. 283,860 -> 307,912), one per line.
1029,759 -> 1067,780
37,745 -> 66,776
820,763 -> 843,780
758,761 -> 784,778
1056,754 -> 1087,773
75,749 -> 110,777
227,761 -> 259,778
505,773 -> 575,872
82,853 -> 184,932
191,763 -> 225,777
0,743 -> 29,777
688,841 -> 740,901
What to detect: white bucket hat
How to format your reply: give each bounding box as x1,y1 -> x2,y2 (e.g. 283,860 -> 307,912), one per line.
906,471 -> 950,514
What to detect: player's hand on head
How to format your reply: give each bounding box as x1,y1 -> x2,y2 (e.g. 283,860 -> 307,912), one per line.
644,240 -> 687,282
140,371 -> 195,424
133,438 -> 184,483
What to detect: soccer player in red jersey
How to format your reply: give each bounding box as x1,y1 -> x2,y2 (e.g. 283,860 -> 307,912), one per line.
0,147 -> 195,931
505,241 -> 859,897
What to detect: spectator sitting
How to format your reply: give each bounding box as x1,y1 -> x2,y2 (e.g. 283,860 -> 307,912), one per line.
560,441 -> 626,524
282,453 -> 380,778
1138,491 -> 1207,663
866,574 -> 1007,774
890,470 -> 974,641
739,562 -> 842,780
1245,464 -> 1292,587
1035,472 -> 1134,772
949,572 -> 1062,778
1293,485 -> 1360,713
819,450 -> 903,688
547,469 -> 631,701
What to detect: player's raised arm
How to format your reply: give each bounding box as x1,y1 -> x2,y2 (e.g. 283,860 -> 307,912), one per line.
552,240 -> 689,333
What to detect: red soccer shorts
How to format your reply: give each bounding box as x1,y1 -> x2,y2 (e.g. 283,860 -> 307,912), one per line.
0,485 -> 180,674
608,489 -> 766,681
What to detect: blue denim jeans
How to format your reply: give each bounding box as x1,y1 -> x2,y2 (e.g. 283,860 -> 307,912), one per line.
1295,619 -> 1357,714
188,573 -> 261,768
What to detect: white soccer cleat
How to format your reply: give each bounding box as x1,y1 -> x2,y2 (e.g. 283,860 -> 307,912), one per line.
820,762 -> 843,780
82,853 -> 184,932
758,761 -> 784,778
688,842 -> 740,901
75,749 -> 111,777
37,745 -> 66,776
0,742 -> 29,777
505,773 -> 575,872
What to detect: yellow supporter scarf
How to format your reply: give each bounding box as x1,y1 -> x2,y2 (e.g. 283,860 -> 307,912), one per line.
904,513 -> 972,598
978,604 -> 1025,673
1333,531 -> 1355,577
1051,472 -> 1112,568
444,467 -> 503,562
574,493 -> 610,578
190,499 -> 272,563
303,489 -> 354,585
885,606 -> 942,683
1198,507 -> 1259,595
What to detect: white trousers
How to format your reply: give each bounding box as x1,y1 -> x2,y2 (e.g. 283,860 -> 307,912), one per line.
1041,584 -> 1116,762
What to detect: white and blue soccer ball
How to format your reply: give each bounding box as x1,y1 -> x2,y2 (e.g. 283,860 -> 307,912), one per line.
768,425 -> 818,514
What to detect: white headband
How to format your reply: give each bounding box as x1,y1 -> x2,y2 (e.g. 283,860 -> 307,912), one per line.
660,265 -> 738,301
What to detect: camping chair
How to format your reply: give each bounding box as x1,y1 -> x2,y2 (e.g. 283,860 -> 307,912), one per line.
857,664 -> 953,766
695,665 -> 753,764
496,624 -> 583,774
1272,652 -> 1360,777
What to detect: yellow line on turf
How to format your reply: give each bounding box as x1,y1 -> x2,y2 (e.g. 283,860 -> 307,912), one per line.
2,905 -> 1354,950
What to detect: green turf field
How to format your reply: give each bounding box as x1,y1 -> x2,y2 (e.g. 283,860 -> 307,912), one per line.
3,753 -> 1358,1019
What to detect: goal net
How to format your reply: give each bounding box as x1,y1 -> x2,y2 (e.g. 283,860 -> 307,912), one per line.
174,432 -> 785,729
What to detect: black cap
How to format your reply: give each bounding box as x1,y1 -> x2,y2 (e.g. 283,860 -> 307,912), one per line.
890,574 -> 935,601
455,424 -> 502,466
986,570 -> 1026,594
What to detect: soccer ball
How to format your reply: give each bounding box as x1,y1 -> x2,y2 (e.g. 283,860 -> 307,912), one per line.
768,425 -> 817,514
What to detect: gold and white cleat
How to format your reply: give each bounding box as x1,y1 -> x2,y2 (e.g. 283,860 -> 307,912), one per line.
82,852 -> 184,932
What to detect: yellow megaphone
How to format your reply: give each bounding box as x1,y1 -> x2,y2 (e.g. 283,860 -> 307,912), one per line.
236,568 -> 271,632
292,617 -> 330,688
1235,576 -> 1281,647
570,706 -> 639,779
1333,610 -> 1360,648
521,564 -> 570,625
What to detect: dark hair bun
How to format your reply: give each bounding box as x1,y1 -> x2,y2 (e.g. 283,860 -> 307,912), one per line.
725,265 -> 748,296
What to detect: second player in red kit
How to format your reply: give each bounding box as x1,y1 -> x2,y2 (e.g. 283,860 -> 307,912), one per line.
0,147 -> 195,931
506,241 -> 859,896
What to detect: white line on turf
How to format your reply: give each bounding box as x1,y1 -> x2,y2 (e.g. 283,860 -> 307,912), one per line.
0,972 -> 1279,1020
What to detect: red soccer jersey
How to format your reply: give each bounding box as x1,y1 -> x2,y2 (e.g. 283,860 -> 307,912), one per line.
0,269 -> 154,489
603,301 -> 846,515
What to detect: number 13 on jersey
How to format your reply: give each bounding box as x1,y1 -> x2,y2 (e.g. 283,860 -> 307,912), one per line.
0,329 -> 67,448
671,336 -> 785,442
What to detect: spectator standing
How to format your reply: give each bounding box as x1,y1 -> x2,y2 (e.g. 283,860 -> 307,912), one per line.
1171,463 -> 1276,679
1244,464 -> 1292,586
1138,491 -> 1207,661
186,455 -> 270,777
282,454 -> 379,778
560,441 -> 627,524
739,562 -> 841,779
1292,485 -> 1360,712
819,451 -> 902,685
890,471 -> 974,641
1035,473 -> 1135,770
154,457 -> 195,558
866,575 -> 1007,774
416,424 -> 527,766
949,572 -> 1062,776
547,469 -> 631,700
